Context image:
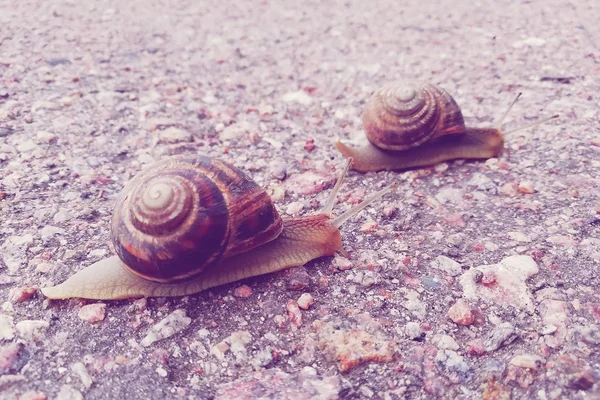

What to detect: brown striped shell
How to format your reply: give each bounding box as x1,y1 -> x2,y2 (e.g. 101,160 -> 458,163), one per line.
363,82 -> 466,151
110,156 -> 283,282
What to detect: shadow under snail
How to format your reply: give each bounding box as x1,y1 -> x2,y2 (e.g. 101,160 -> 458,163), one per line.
336,81 -> 559,172
41,155 -> 395,300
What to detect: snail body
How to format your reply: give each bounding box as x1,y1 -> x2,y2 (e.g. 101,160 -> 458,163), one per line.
41,156 -> 393,300
336,82 -> 505,172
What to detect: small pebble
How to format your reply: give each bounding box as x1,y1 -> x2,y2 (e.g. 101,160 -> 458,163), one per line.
210,342 -> 229,361
500,182 -> 519,197
220,121 -> 255,140
509,354 -> 545,370
140,309 -> 192,347
404,321 -> 423,340
447,299 -> 475,326
36,130 -> 57,143
273,315 -> 286,328
539,325 -> 558,335
11,287 -> 37,302
214,367 -> 341,398
157,127 -> 192,144
459,255 -> 539,312
317,320 -> 396,372
518,181 -> 535,194
0,315 -> 15,340
269,160 -> 287,180
465,339 -> 486,356
431,255 -> 462,277
287,300 -> 302,327
0,342 -> 24,374
18,390 -> 47,400
40,225 -> 65,241
359,385 -> 374,398
258,103 -> 274,116
285,267 -> 311,291
333,255 -> 352,271
233,285 -> 253,298
78,304 -> 106,323
88,249 -> 107,258
512,36 -> 546,48
224,330 -> 252,362
508,232 -> 531,243
16,320 -> 49,341
57,385 -> 83,400
282,91 -> 312,105
352,270 -> 381,287
71,362 -> 93,389
297,293 -> 313,310
285,201 -> 304,215
360,219 -> 378,232
383,205 -> 397,217
485,322 -> 517,352
432,334 -> 460,351
17,140 -> 37,152
53,208 -> 70,224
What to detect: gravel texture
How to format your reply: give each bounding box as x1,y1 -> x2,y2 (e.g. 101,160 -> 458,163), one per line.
1,0 -> 600,399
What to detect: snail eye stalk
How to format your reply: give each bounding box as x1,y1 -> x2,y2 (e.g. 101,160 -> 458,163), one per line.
495,92 -> 559,135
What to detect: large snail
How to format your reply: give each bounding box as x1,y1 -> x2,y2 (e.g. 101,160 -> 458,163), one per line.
336,82 -> 558,172
41,155 -> 394,300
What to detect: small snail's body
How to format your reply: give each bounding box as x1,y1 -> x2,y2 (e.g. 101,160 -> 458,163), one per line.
336,82 -> 505,172
42,156 -> 393,300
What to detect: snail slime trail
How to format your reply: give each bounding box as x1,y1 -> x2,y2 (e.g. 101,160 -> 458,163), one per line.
336,81 -> 559,172
41,157 -> 396,300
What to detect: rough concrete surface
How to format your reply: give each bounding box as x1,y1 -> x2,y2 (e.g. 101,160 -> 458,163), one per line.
1,0 -> 600,399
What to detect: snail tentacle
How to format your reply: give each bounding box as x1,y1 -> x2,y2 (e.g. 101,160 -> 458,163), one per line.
319,158 -> 352,216
331,183 -> 397,228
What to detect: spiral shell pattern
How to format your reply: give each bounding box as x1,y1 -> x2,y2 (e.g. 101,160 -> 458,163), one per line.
363,82 -> 466,151
111,156 -> 283,282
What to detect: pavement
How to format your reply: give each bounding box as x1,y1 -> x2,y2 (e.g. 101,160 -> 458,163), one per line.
1,0 -> 599,399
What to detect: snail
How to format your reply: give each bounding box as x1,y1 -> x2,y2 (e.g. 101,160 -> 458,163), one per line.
336,81 -> 558,172
41,155 -> 394,300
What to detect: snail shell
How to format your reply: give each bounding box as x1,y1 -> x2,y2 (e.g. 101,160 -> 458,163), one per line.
363,82 -> 465,151
336,81 -> 505,172
111,156 -> 283,282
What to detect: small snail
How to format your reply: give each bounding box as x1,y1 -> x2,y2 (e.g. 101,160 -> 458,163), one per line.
41,155 -> 394,300
336,81 -> 558,172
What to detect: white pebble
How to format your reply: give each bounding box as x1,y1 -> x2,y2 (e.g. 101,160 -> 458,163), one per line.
510,354 -> 545,370
16,320 -> 49,341
430,255 -> 462,276
285,201 -> 304,215
0,314 -> 15,340
297,293 -> 313,310
17,140 -> 37,152
71,362 -> 94,389
282,91 -> 312,105
140,309 -> 192,347
78,303 -> 106,323
40,225 -> 65,241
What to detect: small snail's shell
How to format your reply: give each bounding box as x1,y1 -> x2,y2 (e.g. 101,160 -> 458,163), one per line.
363,82 -> 466,151
111,156 -> 283,282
